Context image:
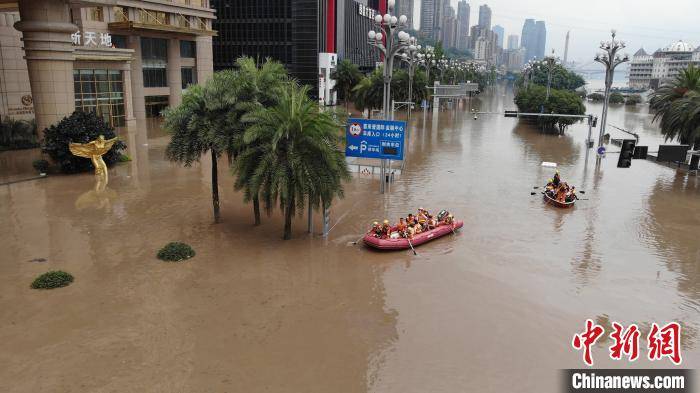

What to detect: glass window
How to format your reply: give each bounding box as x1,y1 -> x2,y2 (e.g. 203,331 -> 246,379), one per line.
111,35 -> 127,49
141,37 -> 168,87
137,9 -> 167,25
74,69 -> 125,127
145,95 -> 169,118
88,7 -> 104,22
113,6 -> 128,22
143,69 -> 167,88
181,67 -> 196,88
180,40 -> 196,58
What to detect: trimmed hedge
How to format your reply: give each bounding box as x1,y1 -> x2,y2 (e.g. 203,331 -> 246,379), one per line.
157,242 -> 195,262
31,270 -> 74,289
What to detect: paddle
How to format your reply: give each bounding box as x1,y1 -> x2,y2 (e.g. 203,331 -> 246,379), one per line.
407,237 -> 417,255
351,234 -> 366,245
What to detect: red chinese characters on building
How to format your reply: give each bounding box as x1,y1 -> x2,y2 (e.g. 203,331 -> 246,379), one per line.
573,320 -> 682,366
648,322 -> 682,365
572,319 -> 605,366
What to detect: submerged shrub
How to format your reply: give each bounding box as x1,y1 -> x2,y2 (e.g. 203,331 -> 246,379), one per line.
157,242 -> 195,262
31,270 -> 74,289
42,110 -> 126,173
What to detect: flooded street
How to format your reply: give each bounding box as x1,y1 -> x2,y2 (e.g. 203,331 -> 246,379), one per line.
1,84 -> 699,392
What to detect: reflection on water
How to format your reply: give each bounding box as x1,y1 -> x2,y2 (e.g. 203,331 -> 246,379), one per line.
0,83 -> 699,392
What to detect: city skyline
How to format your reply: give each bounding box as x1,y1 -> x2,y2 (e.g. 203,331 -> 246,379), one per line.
411,0 -> 700,65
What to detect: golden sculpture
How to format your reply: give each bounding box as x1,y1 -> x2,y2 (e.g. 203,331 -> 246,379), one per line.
69,135 -> 118,182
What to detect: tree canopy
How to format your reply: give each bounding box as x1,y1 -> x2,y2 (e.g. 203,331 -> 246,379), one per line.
514,85 -> 586,133
649,65 -> 700,146
519,63 -> 586,91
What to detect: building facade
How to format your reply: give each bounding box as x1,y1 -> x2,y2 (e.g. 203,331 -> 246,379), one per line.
212,0 -> 329,97
504,48 -> 524,71
0,0 -> 215,132
492,25 -> 504,49
628,48 -> 653,89
336,0 -> 382,70
441,3 -> 457,49
419,0 -> 435,38
628,41 -> 700,90
477,4 -> 491,30
507,34 -> 519,50
396,0 -> 414,30
456,0 -> 470,51
521,18 -> 545,61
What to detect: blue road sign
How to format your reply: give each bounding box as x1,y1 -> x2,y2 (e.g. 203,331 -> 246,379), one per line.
421,99 -> 428,109
345,118 -> 405,160
597,146 -> 606,156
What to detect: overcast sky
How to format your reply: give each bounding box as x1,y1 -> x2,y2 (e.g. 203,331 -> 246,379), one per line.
412,0 -> 699,66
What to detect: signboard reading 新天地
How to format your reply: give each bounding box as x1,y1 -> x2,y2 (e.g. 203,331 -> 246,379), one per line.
345,118 -> 405,161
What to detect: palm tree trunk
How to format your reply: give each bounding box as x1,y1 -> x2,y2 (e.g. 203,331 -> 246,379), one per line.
211,149 -> 221,223
345,87 -> 350,112
253,194 -> 261,226
283,196 -> 294,240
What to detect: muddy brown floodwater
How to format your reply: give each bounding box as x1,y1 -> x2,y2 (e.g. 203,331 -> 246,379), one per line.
1,84 -> 699,392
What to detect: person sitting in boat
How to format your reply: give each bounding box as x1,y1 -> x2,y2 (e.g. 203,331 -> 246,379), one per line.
442,214 -> 454,225
426,215 -> 437,230
381,220 -> 392,238
396,217 -> 407,238
406,223 -> 416,239
371,221 -> 382,238
565,186 -> 579,203
555,184 -> 567,203
552,171 -> 561,187
407,213 -> 417,226
413,221 -> 423,234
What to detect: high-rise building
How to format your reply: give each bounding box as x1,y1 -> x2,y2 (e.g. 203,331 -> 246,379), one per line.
441,3 -> 457,49
396,0 -> 415,30
469,25 -> 484,50
507,34 -> 519,50
492,24 -> 504,48
420,0 -> 444,41
456,0 -> 470,51
214,0 -> 387,98
432,0 -> 445,41
336,0 -> 384,70
521,18 -> 545,61
521,19 -> 536,61
420,0 -> 435,38
534,20 -> 546,60
478,4 -> 491,30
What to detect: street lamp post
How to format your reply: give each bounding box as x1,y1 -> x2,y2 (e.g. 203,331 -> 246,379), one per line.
543,50 -> 559,100
367,0 -> 410,194
594,30 -> 629,148
400,40 -> 421,120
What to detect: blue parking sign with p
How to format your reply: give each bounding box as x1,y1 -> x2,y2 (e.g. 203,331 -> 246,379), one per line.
345,118 -> 405,160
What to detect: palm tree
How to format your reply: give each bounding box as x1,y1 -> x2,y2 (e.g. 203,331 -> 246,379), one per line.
237,82 -> 350,240
232,57 -> 287,225
650,65 -> 700,146
331,59 -> 361,112
352,69 -> 383,118
163,70 -> 246,223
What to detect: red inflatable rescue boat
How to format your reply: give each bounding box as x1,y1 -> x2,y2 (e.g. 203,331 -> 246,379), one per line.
363,220 -> 463,250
